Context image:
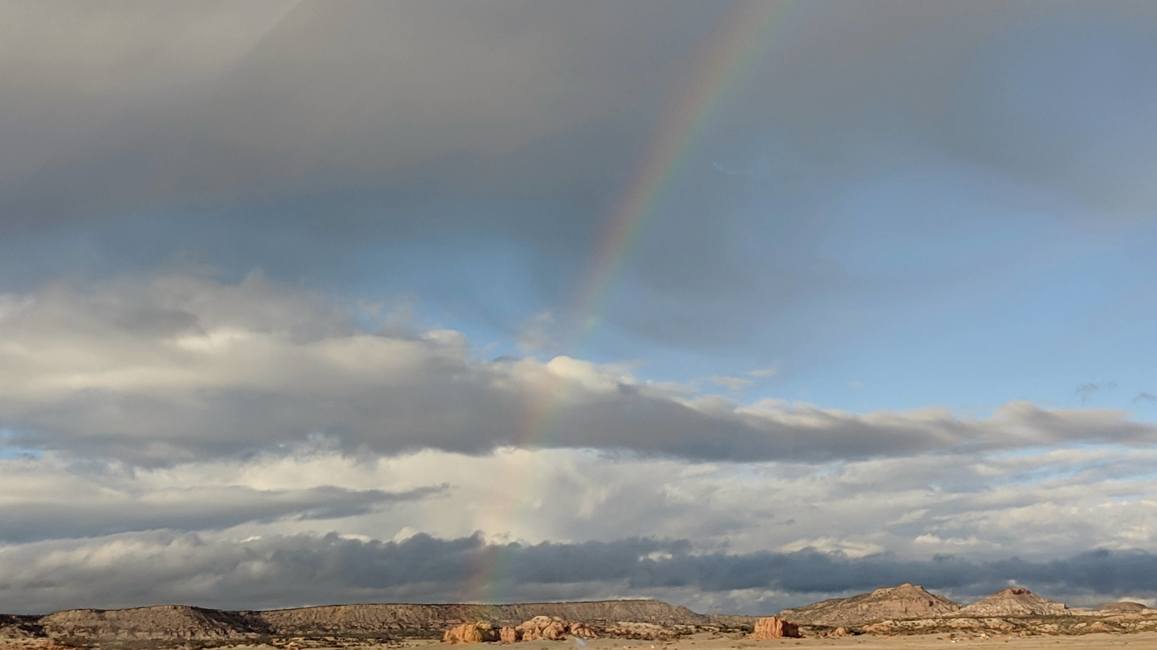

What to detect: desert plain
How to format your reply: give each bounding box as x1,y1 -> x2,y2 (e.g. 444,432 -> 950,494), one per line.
4,586 -> 1157,650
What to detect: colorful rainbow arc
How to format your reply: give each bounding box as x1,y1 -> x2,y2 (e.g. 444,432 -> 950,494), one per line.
465,1 -> 794,603
571,0 -> 789,336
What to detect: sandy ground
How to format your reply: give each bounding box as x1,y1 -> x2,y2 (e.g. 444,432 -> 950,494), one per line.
209,633 -> 1157,650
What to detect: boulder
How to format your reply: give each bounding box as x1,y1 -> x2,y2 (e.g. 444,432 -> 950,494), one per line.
750,617 -> 801,639
443,621 -> 500,644
499,626 -> 521,643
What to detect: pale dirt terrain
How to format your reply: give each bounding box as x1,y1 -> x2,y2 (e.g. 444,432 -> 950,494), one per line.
9,631 -> 1157,650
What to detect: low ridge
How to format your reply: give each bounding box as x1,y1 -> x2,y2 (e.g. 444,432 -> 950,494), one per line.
778,583 -> 961,627
31,599 -> 708,643
39,605 -> 267,641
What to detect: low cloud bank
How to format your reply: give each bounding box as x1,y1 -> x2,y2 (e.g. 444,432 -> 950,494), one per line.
4,530 -> 1155,614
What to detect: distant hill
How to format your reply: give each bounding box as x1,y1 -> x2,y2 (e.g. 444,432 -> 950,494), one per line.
40,605 -> 266,641
1098,601 -> 1149,613
777,583 -> 960,626
957,587 -> 1070,617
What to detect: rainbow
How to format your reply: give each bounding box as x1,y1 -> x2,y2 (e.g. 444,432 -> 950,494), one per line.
571,0 -> 790,336
465,1 -> 794,603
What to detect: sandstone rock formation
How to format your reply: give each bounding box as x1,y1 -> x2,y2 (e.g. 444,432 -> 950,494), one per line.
513,615 -> 596,641
515,616 -> 568,641
778,583 -> 960,626
749,616 -> 800,639
958,587 -> 1070,617
443,621 -> 500,643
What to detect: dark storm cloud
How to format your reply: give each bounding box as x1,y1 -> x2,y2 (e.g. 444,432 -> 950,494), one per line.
0,0 -> 715,232
4,530 -> 1156,613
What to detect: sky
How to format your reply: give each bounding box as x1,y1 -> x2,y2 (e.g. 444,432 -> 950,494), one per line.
2,0 -> 1157,615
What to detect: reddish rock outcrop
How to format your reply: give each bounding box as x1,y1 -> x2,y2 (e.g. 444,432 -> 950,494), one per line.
443,621 -> 500,643
750,617 -> 801,639
498,626 -> 520,643
511,616 -> 598,641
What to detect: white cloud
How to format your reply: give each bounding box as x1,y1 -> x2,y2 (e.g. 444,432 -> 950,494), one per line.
3,274 -> 1157,466
3,274 -> 1157,612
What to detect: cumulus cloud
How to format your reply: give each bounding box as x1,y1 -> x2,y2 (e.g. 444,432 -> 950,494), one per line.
2,274 -> 1157,465
6,436 -> 1157,568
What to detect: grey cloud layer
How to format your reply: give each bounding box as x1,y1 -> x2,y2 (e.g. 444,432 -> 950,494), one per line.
6,1 -> 1154,223
2,275 -> 1155,464
0,482 -> 445,544
3,530 -> 1155,614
